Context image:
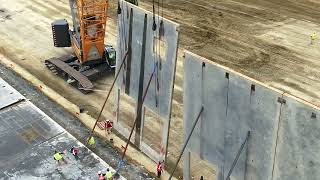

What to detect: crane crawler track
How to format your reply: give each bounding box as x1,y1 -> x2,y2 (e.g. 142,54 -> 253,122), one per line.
45,55 -> 94,93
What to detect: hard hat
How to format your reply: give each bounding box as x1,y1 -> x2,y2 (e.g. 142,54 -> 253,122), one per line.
98,171 -> 102,175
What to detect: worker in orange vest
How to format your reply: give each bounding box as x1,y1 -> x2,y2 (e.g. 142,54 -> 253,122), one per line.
156,161 -> 163,178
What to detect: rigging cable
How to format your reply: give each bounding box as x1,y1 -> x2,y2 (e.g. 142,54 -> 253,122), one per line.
152,0 -> 157,31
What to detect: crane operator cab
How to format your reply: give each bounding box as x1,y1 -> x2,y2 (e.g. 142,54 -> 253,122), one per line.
104,45 -> 116,69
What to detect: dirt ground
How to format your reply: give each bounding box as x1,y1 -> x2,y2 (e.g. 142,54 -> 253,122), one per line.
1,0 -> 320,179
141,0 -> 320,103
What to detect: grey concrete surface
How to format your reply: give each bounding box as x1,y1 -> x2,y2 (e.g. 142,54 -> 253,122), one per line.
0,78 -> 125,179
183,51 -> 320,180
0,77 -> 24,109
223,72 -> 282,180
116,0 -> 179,118
115,0 -> 179,162
273,94 -> 320,180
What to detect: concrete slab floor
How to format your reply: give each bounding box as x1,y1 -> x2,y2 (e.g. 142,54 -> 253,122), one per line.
0,78 -> 126,179
0,75 -> 158,179
0,62 -> 154,179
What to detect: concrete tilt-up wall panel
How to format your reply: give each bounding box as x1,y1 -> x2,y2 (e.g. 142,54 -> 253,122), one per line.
273,94 -> 320,180
183,51 -> 284,180
116,0 -> 179,118
223,71 -> 282,180
115,0 -> 179,162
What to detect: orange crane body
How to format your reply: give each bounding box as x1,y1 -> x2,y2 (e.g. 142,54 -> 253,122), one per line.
45,0 -> 116,93
72,0 -> 108,63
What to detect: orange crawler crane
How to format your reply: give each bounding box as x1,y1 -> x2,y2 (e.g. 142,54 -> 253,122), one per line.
45,0 -> 116,93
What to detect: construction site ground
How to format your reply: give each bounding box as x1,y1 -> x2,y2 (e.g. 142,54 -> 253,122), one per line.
1,0 -> 320,179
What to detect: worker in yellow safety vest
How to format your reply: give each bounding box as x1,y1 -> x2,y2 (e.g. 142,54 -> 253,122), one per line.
105,168 -> 113,180
310,32 -> 317,45
54,150 -> 64,164
88,136 -> 95,146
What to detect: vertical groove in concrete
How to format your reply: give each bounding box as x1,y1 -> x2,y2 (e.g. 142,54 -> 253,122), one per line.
222,72 -> 230,180
271,94 -> 285,180
134,13 -> 148,147
200,62 -> 205,159
125,8 -> 133,94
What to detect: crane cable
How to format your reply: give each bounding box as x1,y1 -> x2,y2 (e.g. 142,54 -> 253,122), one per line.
152,0 -> 157,31
151,0 -> 162,158
156,0 -> 163,160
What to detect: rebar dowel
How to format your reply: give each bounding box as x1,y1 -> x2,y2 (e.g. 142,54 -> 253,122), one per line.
169,106 -> 204,180
86,51 -> 128,145
121,67 -> 156,160
225,131 -> 251,180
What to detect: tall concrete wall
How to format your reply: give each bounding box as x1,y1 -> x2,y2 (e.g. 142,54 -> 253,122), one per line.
115,0 -> 179,162
273,94 -> 320,180
116,0 -> 179,118
183,51 -> 320,180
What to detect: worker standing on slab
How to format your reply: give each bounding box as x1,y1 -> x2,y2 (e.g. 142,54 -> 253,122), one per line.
70,146 -> 78,157
106,120 -> 113,134
106,168 -> 113,180
53,150 -> 64,164
89,136 -> 95,146
98,171 -> 106,180
310,32 -> 317,45
156,161 -> 163,178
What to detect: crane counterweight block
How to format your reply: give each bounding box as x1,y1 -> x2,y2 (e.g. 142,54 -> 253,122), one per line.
51,19 -> 71,47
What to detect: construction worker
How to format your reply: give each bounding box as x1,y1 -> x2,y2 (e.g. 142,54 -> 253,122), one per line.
53,150 -> 64,164
106,168 -> 113,180
70,146 -> 78,157
106,120 -> 113,134
156,161 -> 163,178
98,171 -> 106,180
310,32 -> 317,45
89,136 -> 95,146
